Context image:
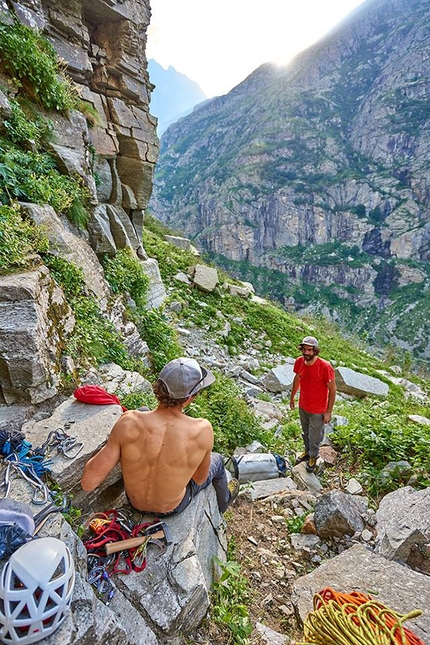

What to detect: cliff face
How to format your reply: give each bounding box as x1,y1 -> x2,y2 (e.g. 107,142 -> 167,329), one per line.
151,0 -> 430,361
9,0 -> 158,230
0,0 -> 160,404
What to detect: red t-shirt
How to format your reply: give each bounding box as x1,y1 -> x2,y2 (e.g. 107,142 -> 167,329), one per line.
293,356 -> 335,414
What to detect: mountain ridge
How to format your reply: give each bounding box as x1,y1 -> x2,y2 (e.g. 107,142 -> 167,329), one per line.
150,0 -> 430,363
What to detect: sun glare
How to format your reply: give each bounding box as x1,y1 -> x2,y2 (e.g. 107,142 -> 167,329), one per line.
148,0 -> 366,98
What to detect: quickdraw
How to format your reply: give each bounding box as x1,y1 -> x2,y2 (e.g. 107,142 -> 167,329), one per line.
33,427 -> 84,460
1,454 -> 51,505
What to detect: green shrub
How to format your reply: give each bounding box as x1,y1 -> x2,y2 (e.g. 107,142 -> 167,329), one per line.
211,557 -> 252,645
103,248 -> 149,307
0,147 -> 90,228
67,296 -> 135,368
42,253 -> 86,299
0,202 -> 48,270
117,390 -> 157,411
187,375 -> 266,454
134,308 -> 182,373
0,21 -> 78,112
2,99 -> 53,146
285,513 -> 310,534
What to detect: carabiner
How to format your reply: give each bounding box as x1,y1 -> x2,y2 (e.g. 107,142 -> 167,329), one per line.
0,463 -> 11,499
59,438 -> 84,459
31,482 -> 49,505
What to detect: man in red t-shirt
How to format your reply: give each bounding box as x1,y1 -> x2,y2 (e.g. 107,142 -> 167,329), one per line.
289,336 -> 336,473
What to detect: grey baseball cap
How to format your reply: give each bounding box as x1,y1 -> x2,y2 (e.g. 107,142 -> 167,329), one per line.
158,357 -> 215,398
299,336 -> 319,347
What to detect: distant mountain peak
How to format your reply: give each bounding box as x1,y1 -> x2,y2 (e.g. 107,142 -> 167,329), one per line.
148,59 -> 207,135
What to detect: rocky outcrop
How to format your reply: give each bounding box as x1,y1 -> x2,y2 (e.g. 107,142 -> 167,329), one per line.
8,0 -> 158,259
2,384 -> 227,644
375,486 -> 430,573
291,544 -> 430,643
151,0 -> 430,359
0,266 -> 75,404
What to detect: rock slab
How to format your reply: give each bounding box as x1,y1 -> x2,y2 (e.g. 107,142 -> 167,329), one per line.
292,544 -> 430,643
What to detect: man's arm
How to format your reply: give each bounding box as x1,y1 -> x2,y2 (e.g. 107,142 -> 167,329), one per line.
323,379 -> 337,423
81,429 -> 121,492
290,373 -> 300,410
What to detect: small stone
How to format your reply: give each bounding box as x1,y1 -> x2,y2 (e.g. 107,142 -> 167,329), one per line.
271,515 -> 286,524
346,478 -> 363,495
361,529 -> 373,542
278,604 -> 294,616
247,536 -> 258,546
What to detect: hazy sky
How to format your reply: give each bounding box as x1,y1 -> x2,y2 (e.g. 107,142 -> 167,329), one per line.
147,0 -> 366,98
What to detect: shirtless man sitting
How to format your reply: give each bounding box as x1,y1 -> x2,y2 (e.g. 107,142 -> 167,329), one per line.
81,357 -> 239,516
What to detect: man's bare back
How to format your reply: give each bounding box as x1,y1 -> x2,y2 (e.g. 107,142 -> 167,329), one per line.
81,357 -> 239,516
81,405 -> 214,513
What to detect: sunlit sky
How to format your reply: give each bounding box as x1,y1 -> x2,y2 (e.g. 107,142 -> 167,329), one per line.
147,0 -> 367,98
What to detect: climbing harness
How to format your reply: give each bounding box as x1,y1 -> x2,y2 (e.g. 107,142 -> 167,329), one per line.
0,431 -> 26,458
296,587 -> 425,645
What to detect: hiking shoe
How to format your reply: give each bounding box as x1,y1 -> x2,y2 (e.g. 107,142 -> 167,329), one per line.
306,457 -> 317,473
295,452 -> 309,465
227,478 -> 240,505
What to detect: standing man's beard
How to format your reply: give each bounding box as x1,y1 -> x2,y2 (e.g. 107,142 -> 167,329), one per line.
303,353 -> 314,362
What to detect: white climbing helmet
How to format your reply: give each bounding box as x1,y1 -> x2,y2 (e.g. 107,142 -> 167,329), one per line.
0,537 -> 75,644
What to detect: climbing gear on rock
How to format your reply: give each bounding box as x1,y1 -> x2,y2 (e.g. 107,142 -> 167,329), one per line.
33,493 -> 72,535
224,452 -> 288,483
1,455 -> 50,505
33,428 -> 83,460
83,509 -> 170,603
296,587 -> 425,645
0,537 -> 75,644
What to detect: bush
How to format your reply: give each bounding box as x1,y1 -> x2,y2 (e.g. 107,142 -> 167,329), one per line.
211,557 -> 252,645
0,21 -> 78,112
103,248 -> 149,307
187,374 -> 265,454
135,308 -> 182,373
2,99 -> 53,146
0,147 -> 90,228
0,203 -> 48,270
42,254 -> 85,299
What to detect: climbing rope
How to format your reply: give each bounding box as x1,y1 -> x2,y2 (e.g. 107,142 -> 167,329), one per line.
296,588 -> 425,645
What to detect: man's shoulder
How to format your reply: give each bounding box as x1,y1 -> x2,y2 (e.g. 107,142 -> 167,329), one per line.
316,357 -> 335,374
293,356 -> 304,370
317,356 -> 333,367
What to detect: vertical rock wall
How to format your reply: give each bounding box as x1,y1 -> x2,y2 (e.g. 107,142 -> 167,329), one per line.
10,0 -> 159,256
